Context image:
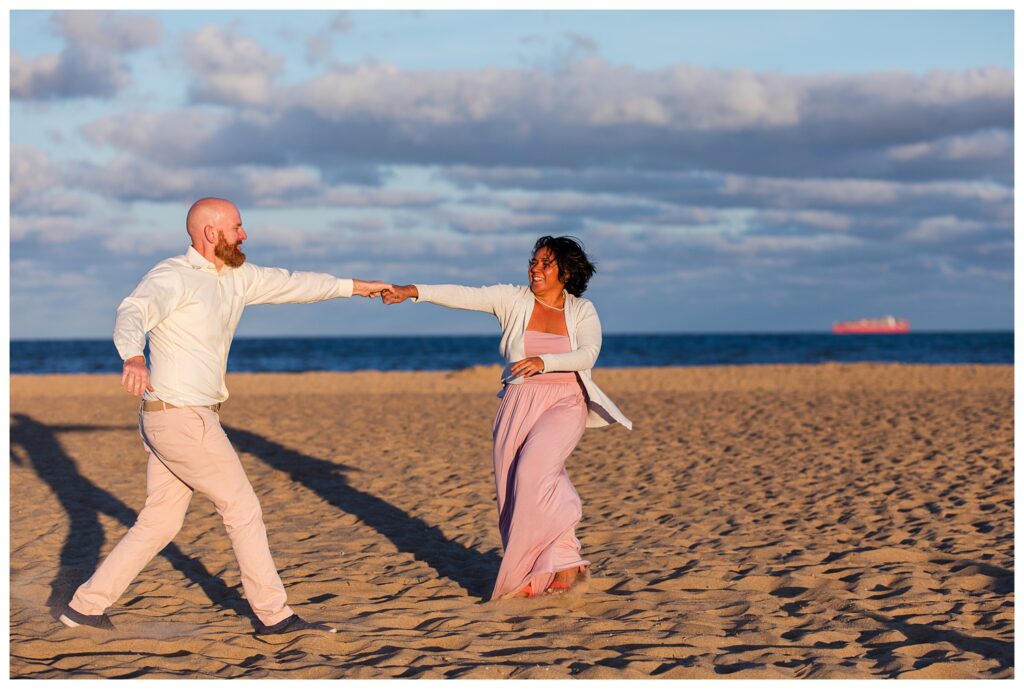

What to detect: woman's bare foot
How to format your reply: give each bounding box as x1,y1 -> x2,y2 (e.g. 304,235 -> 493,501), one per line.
546,566 -> 586,594
508,583 -> 533,598
553,568 -> 577,586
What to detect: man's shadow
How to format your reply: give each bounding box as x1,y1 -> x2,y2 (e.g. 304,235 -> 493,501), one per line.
10,413 -> 254,624
226,425 -> 501,600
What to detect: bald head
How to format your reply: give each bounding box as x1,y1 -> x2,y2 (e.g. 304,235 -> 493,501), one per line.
187,197 -> 237,242
186,197 -> 247,269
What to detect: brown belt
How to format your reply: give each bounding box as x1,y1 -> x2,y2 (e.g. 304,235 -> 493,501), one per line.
142,400 -> 222,413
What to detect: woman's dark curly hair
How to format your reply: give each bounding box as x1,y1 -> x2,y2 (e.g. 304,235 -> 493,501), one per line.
533,235 -> 596,297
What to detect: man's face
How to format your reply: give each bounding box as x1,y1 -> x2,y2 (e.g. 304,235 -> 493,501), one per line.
213,209 -> 247,268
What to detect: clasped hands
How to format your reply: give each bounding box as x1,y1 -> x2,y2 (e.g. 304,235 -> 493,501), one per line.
379,284 -> 417,304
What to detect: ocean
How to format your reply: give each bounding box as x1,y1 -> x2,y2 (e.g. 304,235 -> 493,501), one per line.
9,332 -> 1013,375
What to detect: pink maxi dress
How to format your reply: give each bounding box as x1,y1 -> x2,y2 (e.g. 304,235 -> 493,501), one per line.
490,330 -> 590,599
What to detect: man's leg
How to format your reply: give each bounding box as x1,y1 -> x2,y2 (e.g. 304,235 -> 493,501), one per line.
139,407 -> 293,626
68,452 -> 193,616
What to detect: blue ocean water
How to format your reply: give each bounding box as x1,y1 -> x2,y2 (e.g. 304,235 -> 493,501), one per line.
9,332 -> 1013,375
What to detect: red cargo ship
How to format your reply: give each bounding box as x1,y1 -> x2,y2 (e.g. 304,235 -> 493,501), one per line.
832,316 -> 910,335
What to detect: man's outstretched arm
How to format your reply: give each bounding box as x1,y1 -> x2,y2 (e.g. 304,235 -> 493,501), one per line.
243,265 -> 391,305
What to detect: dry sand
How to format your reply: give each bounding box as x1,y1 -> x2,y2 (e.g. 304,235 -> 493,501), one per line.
9,364 -> 1014,678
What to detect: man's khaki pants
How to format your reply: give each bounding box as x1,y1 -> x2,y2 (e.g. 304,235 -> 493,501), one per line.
69,406 -> 294,626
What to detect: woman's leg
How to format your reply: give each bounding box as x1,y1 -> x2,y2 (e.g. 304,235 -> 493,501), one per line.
490,389 -> 587,599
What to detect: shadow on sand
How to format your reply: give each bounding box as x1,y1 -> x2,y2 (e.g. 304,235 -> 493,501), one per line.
226,425 -> 501,600
10,413 -> 255,625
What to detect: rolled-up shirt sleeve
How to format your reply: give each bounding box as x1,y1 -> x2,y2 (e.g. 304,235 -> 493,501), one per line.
113,264 -> 186,361
538,301 -> 602,372
243,265 -> 354,305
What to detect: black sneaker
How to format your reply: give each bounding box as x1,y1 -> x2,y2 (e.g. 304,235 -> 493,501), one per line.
254,614 -> 336,636
59,606 -> 115,630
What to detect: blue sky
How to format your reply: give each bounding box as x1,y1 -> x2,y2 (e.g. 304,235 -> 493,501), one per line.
9,9 -> 1015,338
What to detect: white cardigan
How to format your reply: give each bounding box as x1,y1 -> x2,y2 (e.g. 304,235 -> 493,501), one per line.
414,283 -> 632,430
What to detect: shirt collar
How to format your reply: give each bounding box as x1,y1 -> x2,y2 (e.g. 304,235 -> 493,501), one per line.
185,246 -> 218,272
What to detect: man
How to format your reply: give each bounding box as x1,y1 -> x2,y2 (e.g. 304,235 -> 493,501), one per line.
59,197 -> 391,636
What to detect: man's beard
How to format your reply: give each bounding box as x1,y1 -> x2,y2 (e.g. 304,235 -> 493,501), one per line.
214,232 -> 246,267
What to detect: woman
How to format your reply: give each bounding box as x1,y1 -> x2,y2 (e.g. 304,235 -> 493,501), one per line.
382,236 -> 631,600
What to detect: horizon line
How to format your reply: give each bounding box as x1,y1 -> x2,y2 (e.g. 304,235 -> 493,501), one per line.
9,328 -> 1014,343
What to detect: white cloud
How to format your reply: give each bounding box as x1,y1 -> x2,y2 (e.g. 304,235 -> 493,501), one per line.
64,154 -> 442,211
183,25 -> 284,106
287,61 -> 1009,134
305,11 -> 354,63
319,186 -> 441,208
447,166 -> 1012,222
11,258 -> 102,290
10,215 -> 104,244
11,146 -> 94,216
502,190 -> 654,214
11,147 -> 60,207
101,232 -> 186,256
757,209 -> 854,233
238,166 -> 322,203
11,11 -> 160,100
632,225 -> 864,259
68,156 -> 205,202
295,62 -> 510,124
82,109 -> 223,164
887,128 -> 1012,162
441,209 -> 561,235
71,60 -> 1011,186
904,216 -> 986,243
52,10 -> 160,53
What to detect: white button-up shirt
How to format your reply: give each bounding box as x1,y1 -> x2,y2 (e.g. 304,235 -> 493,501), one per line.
113,246 -> 354,406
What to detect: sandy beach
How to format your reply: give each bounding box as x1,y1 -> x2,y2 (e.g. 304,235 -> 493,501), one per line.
9,364 -> 1013,679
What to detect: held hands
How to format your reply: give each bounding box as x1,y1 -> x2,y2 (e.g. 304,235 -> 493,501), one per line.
381,285 -> 418,305
353,280 -> 393,298
509,356 -> 545,379
122,356 -> 154,397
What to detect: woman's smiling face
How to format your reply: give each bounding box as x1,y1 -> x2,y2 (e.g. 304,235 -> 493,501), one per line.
528,246 -> 565,295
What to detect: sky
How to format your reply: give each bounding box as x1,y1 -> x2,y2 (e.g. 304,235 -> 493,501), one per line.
8,7 -> 1015,339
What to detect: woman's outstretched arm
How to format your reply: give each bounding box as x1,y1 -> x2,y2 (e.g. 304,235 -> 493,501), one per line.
382,283 -> 519,316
